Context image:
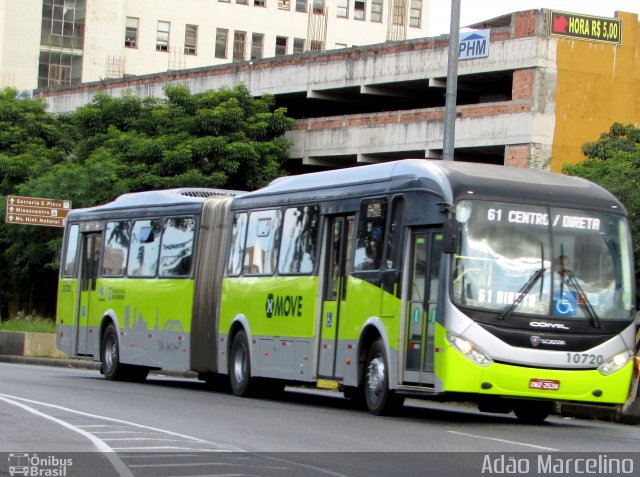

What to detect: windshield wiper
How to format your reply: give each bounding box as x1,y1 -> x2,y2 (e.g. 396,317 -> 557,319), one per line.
563,271 -> 602,328
498,267 -> 545,320
499,243 -> 546,320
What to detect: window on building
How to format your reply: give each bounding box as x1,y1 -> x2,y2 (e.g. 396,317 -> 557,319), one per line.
309,40 -> 324,51
392,0 -> 406,25
275,36 -> 288,56
295,0 -> 307,12
337,0 -> 348,18
159,217 -> 196,277
233,31 -> 246,62
38,50 -> 82,88
254,0 -> 266,6
41,0 -> 85,50
409,0 -> 423,27
251,33 -> 264,60
354,0 -> 366,20
293,38 -> 305,53
219,0 -> 230,2
184,24 -> 198,55
156,21 -> 170,51
124,17 -> 139,48
278,206 -> 320,275
237,0 -> 247,4
278,0 -> 290,10
312,0 -> 325,13
215,28 -> 229,59
371,0 -> 383,22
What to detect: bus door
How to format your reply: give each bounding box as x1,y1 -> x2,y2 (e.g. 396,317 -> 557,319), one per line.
76,232 -> 102,355
403,230 -> 443,384
318,215 -> 354,379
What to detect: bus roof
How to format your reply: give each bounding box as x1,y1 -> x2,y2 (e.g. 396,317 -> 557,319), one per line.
67,188 -> 242,220
236,160 -> 625,213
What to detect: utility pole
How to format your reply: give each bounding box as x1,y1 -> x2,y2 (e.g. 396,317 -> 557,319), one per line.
443,0 -> 461,161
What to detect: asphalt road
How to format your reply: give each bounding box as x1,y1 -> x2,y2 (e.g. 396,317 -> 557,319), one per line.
1,362 -> 640,477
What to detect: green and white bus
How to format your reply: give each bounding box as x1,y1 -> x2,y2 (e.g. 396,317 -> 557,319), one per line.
57,160 -> 637,422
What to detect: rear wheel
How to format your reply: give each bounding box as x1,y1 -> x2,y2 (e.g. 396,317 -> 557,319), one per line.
364,339 -> 403,415
513,400 -> 553,424
229,330 -> 253,396
101,323 -> 149,382
101,323 -> 124,381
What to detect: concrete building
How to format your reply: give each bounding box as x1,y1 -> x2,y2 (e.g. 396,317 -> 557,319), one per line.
0,0 -> 432,91
40,8 -> 640,172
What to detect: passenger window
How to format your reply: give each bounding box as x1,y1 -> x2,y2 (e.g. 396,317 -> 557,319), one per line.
102,221 -> 130,277
227,213 -> 248,276
63,224 -> 80,277
128,218 -> 162,277
159,217 -> 196,277
243,209 -> 281,275
354,199 -> 387,271
278,205 -> 320,274
384,197 -> 404,270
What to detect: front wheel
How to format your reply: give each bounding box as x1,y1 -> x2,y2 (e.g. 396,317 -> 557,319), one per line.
513,400 -> 553,424
229,330 -> 254,396
364,339 -> 403,415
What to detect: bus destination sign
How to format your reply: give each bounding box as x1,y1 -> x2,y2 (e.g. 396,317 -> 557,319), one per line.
5,195 -> 72,228
549,11 -> 622,45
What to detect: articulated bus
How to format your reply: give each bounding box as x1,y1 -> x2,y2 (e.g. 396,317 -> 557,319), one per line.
56,160 -> 637,422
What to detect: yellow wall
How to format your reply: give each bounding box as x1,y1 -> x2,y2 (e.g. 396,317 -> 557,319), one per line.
551,12 -> 640,172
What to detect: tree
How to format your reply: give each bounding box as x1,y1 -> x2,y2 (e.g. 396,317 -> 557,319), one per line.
562,123 -> 640,304
0,84 -> 294,317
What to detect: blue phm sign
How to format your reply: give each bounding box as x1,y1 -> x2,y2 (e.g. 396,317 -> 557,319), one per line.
459,29 -> 490,60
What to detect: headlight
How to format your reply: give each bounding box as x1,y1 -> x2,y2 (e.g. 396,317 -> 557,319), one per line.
446,333 -> 493,367
598,351 -> 633,376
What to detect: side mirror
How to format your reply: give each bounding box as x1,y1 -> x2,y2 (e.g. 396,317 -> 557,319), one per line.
439,202 -> 458,254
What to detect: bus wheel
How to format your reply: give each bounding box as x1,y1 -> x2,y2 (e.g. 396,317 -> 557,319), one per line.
101,323 -> 123,381
364,339 -> 402,415
229,330 -> 253,397
513,400 -> 553,424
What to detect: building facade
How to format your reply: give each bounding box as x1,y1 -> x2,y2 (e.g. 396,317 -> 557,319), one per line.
0,0 -> 432,91
40,9 -> 640,172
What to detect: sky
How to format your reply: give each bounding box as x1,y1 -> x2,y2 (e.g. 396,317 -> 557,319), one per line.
428,1 -> 640,35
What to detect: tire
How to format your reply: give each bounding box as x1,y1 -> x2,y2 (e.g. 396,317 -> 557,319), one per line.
363,338 -> 403,415
101,323 -> 149,382
229,330 -> 253,396
101,323 -> 124,381
513,400 -> 553,424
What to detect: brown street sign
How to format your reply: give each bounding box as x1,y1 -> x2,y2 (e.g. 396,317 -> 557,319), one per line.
549,11 -> 622,45
5,195 -> 72,228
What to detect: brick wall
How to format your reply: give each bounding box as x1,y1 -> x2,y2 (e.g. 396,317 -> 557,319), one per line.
505,144 -> 530,168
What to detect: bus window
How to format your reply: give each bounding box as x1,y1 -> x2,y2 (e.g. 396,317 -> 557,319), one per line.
354,199 -> 387,271
128,218 -> 162,277
228,213 -> 248,276
102,221 -> 130,277
278,205 -> 320,275
63,224 -> 80,277
384,197 -> 404,270
159,217 -> 196,277
243,209 -> 281,275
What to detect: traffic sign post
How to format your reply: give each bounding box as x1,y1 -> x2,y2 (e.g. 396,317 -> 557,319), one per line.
4,195 -> 72,228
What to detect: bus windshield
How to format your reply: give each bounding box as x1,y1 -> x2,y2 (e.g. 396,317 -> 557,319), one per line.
452,200 -> 634,321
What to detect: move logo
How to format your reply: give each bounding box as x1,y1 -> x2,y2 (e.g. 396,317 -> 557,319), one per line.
265,293 -> 304,318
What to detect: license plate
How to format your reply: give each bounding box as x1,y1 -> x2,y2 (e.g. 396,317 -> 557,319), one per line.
529,379 -> 560,391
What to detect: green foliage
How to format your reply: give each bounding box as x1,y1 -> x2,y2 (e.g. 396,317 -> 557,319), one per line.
0,312 -> 56,333
563,123 -> 640,304
0,84 -> 295,314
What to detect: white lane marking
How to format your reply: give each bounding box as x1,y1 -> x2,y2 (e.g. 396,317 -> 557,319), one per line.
447,430 -> 558,451
0,394 -> 134,477
0,392 -> 243,452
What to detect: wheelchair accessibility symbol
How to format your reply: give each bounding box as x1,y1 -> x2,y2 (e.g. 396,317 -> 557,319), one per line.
554,290 -> 577,317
